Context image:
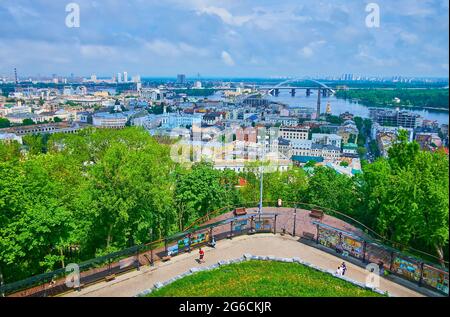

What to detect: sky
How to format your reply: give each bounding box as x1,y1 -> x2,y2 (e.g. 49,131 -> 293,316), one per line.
0,0 -> 448,78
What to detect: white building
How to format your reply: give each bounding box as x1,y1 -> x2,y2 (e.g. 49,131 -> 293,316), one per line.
371,122 -> 414,142
279,126 -> 310,141
161,113 -> 203,129
0,133 -> 22,144
291,140 -> 313,156
92,112 -> 128,128
311,133 -> 342,148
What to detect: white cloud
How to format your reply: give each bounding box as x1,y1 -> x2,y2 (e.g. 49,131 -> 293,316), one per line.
197,6 -> 252,26
221,51 -> 235,66
298,40 -> 327,59
144,40 -> 209,58
399,32 -> 419,45
80,45 -> 119,57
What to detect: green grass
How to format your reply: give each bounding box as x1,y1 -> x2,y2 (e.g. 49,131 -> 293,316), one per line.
147,260 -> 385,297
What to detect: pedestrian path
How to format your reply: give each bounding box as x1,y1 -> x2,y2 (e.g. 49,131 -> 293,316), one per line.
63,234 -> 422,297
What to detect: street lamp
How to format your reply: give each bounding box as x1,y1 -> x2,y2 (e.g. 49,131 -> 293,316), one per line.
293,205 -> 297,237
257,135 -> 269,214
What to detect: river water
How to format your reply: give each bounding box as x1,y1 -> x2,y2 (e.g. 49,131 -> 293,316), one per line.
267,90 -> 449,125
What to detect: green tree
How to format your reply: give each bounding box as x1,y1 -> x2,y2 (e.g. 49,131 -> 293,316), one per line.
22,118 -> 35,126
0,118 -> 11,128
304,166 -> 360,216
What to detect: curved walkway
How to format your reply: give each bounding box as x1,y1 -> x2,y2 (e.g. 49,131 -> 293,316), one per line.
63,234 -> 422,297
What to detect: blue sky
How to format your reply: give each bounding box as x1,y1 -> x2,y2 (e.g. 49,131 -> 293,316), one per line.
0,0 -> 448,78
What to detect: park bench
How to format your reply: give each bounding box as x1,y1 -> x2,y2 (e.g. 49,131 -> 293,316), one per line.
162,255 -> 171,262
105,274 -> 116,282
310,209 -> 324,219
233,208 -> 247,216
302,232 -> 315,240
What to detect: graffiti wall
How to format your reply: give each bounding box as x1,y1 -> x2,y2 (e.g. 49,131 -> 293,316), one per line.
341,234 -> 363,259
167,237 -> 190,256
422,265 -> 449,295
190,232 -> 209,247
318,226 -> 340,249
391,256 -> 421,282
364,244 -> 391,269
255,219 -> 272,231
233,220 -> 248,232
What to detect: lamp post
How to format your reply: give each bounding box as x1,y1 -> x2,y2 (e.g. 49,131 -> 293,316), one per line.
293,205 -> 297,237
149,228 -> 154,266
257,135 -> 269,214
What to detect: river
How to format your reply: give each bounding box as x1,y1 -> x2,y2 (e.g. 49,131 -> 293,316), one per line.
267,90 -> 449,125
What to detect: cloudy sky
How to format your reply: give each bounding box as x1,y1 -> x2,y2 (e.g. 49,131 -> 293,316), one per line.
0,0 -> 448,78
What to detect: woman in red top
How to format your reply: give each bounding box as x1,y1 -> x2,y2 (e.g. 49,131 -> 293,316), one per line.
199,248 -> 205,263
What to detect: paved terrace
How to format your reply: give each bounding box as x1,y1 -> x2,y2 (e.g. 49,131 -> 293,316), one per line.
63,234 -> 422,297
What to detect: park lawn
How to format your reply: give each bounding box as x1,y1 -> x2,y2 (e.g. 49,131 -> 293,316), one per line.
147,260 -> 385,297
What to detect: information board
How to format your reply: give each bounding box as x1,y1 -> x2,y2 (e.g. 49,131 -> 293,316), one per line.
422,265 -> 449,294
233,220 -> 248,232
392,256 -> 421,282
190,232 -> 209,247
255,219 -> 272,231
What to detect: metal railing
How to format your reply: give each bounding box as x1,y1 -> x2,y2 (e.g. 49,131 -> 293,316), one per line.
1,202 -> 448,297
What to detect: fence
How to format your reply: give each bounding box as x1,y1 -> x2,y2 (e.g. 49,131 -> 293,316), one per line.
1,203 -> 448,297
311,221 -> 449,296
0,211 -> 278,297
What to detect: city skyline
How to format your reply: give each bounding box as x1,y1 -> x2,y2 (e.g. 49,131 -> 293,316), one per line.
0,0 -> 449,78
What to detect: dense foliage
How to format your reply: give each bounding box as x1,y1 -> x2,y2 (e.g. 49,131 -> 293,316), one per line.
0,127 -> 448,284
336,89 -> 449,109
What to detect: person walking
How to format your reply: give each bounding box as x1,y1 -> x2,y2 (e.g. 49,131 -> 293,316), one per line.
378,261 -> 384,276
341,262 -> 347,275
335,266 -> 343,276
199,248 -> 205,263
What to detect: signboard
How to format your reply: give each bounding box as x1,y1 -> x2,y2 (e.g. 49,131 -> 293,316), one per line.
167,244 -> 179,256
422,265 -> 449,294
341,234 -> 363,259
233,220 -> 248,232
255,219 -> 272,231
168,237 -> 190,256
177,237 -> 190,251
318,226 -> 340,249
190,232 -> 209,247
391,256 -> 421,282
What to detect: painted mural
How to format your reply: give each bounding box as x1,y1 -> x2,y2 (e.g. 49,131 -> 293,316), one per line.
233,220 -> 248,232
255,219 -> 272,231
422,265 -> 449,295
341,234 -> 363,259
318,227 -> 339,249
190,232 -> 209,247
392,256 -> 421,282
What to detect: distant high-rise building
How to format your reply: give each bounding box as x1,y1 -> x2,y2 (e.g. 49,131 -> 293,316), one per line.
123,71 -> 128,83
91,74 -> 97,82
326,102 -> 332,114
316,88 -> 321,119
14,68 -> 18,84
117,72 -> 122,83
132,75 -> 141,83
177,74 -> 186,85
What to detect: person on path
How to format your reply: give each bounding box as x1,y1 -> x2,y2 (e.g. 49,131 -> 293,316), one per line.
341,262 -> 347,275
378,261 -> 384,276
210,236 -> 216,248
335,266 -> 343,276
199,248 -> 205,263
